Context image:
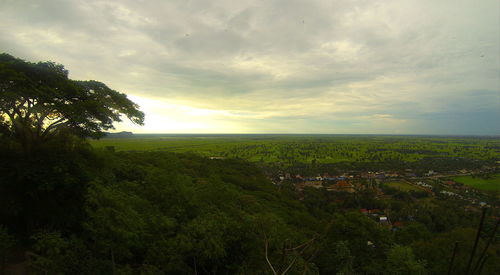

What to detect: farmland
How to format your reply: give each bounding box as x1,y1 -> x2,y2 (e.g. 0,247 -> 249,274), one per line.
451,175 -> 500,191
91,134 -> 500,167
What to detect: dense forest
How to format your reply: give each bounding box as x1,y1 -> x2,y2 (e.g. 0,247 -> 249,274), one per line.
1,141 -> 499,274
1,53 -> 499,274
0,139 -> 500,274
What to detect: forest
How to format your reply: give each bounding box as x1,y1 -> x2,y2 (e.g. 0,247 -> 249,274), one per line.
2,141 -> 500,274
1,53 -> 499,274
1,140 -> 499,274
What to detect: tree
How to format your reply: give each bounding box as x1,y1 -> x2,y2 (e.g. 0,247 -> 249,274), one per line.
0,53 -> 144,151
315,211 -> 393,273
0,226 -> 14,272
385,245 -> 427,275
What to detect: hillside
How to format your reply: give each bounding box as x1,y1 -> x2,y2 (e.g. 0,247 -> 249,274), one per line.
1,139 -> 499,274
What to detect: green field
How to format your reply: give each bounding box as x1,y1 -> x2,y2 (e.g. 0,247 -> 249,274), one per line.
385,181 -> 422,192
451,175 -> 500,191
90,134 -> 500,167
90,136 -> 246,153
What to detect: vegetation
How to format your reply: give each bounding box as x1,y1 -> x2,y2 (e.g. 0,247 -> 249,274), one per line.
91,135 -> 499,169
0,53 -> 144,152
384,181 -> 423,192
1,54 -> 499,274
451,175 -> 500,192
93,135 -> 499,193
2,146 -> 497,274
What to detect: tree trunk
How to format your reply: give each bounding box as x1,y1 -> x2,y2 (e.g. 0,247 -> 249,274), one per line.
110,248 -> 116,275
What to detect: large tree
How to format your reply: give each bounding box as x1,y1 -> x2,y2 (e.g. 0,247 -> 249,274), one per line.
0,53 -> 144,150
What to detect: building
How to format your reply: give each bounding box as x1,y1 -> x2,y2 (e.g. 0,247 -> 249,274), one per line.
328,180 -> 356,193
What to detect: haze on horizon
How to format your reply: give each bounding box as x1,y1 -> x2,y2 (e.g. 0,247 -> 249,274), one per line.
1,0 -> 498,135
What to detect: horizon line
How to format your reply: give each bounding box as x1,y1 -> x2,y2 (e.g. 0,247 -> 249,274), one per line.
107,132 -> 500,137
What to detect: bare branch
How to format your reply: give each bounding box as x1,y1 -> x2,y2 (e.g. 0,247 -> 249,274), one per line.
265,234 -> 278,275
282,237 -> 316,275
285,235 -> 318,252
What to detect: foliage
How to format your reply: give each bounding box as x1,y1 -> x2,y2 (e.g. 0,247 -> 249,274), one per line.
28,231 -> 108,274
394,222 -> 431,245
412,228 -> 500,275
315,211 -> 393,274
73,151 -> 321,274
0,137 -> 97,234
0,225 -> 14,270
90,135 -> 500,168
451,175 -> 500,191
384,181 -> 422,192
0,54 -> 498,275
0,53 -> 144,151
384,245 -> 427,275
1,145 -> 499,274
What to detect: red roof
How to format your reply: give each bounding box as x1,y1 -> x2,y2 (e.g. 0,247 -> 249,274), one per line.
393,221 -> 404,227
336,181 -> 352,188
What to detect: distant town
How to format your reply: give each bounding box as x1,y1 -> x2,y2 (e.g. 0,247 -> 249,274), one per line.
267,163 -> 499,228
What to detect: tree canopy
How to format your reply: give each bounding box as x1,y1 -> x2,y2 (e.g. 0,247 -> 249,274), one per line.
0,53 -> 144,150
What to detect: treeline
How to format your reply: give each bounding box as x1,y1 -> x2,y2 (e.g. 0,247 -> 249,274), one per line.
93,136 -> 500,171
1,139 -> 499,274
179,137 -> 499,165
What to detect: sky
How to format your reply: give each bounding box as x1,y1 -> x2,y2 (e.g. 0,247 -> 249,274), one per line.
1,0 -> 499,135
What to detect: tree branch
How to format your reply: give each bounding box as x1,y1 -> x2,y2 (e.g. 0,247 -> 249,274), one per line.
36,109 -> 55,135
43,117 -> 68,133
282,236 -> 316,275
265,234 -> 278,275
285,235 -> 317,252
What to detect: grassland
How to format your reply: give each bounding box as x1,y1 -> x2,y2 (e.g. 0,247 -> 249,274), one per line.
451,175 -> 500,191
90,134 -> 500,167
90,136 -> 245,153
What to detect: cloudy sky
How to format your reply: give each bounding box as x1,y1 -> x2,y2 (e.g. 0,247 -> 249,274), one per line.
1,0 -> 498,134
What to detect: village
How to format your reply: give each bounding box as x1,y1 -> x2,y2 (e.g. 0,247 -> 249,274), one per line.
268,165 -> 499,229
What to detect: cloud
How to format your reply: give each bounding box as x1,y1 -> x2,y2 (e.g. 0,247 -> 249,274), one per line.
0,0 -> 498,134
